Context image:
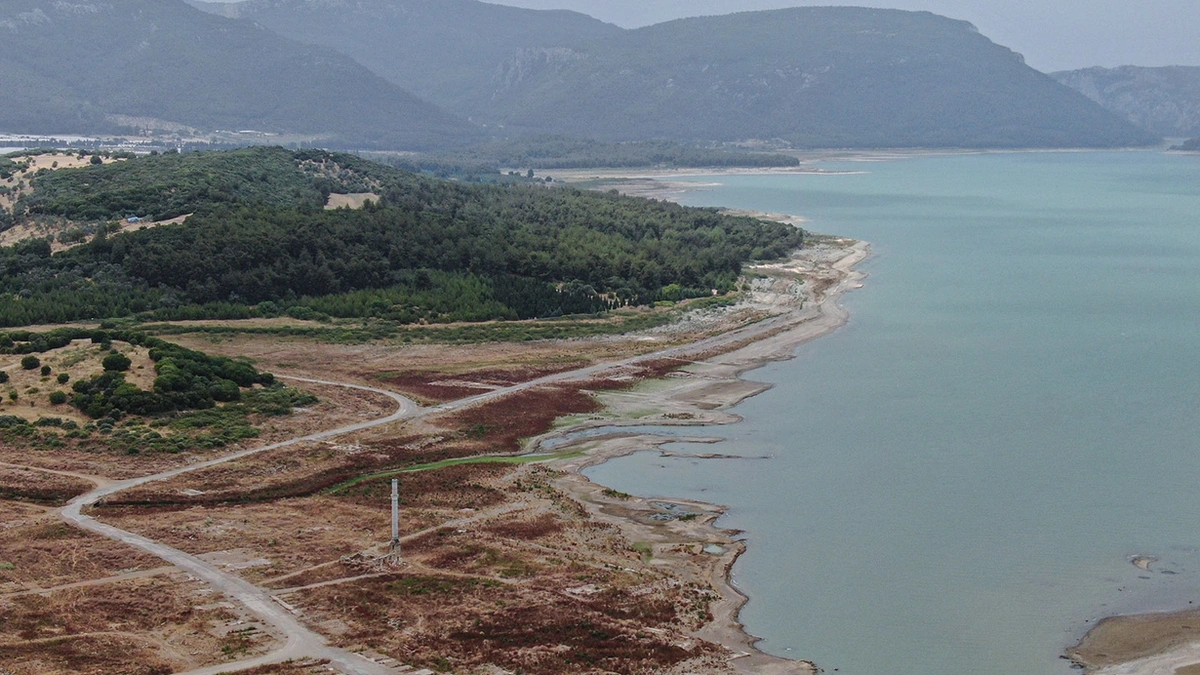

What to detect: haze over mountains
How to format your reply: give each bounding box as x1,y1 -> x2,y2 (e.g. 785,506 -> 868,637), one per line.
1052,66 -> 1200,138
194,0 -> 1155,149
0,0 -> 475,148
1,0 -> 1162,150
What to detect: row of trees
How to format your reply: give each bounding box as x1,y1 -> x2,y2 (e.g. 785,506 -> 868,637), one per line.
418,135 -> 801,170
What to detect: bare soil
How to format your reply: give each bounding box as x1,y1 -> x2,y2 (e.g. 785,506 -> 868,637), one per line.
1069,610 -> 1200,669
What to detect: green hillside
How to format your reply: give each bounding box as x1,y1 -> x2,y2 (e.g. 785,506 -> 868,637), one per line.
1052,66 -> 1200,138
0,148 -> 803,327
202,2 -> 1157,148
0,0 -> 477,150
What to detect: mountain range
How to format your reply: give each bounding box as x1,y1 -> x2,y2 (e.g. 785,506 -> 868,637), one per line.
0,0 -> 476,149
1052,66 -> 1200,138
0,0 -> 1161,150
191,0 -> 1155,149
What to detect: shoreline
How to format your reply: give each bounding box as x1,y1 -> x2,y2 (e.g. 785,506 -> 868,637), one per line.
1070,608 -> 1200,675
541,231 -> 870,673
574,166 -> 1200,675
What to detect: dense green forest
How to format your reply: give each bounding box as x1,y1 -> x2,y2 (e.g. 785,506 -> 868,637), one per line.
15,149 -> 347,221
419,136 -> 800,170
0,148 -> 803,328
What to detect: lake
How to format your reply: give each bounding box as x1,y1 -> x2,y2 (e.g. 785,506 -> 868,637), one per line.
584,150 -> 1200,674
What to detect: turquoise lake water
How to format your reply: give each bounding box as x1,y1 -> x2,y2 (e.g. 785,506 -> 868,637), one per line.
584,151 -> 1200,674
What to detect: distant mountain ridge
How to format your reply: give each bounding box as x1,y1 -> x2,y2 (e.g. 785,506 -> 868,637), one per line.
197,1 -> 1156,148
189,0 -> 622,117
0,0 -> 477,149
1052,66 -> 1200,138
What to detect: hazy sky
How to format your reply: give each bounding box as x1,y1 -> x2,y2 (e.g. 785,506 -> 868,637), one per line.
482,0 -> 1200,72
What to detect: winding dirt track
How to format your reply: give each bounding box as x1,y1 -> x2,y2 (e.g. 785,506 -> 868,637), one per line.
61,378 -> 418,675
46,247 -> 870,674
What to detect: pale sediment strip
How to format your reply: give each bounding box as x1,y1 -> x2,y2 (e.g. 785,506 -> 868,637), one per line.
1071,609 -> 1200,675
542,235 -> 870,674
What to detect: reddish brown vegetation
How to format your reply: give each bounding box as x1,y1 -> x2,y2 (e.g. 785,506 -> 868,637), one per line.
484,513 -> 565,540
338,463 -> 513,511
224,660 -> 331,675
0,634 -> 174,675
295,573 -> 712,675
441,384 -> 603,453
0,519 -> 161,589
2,578 -> 195,641
372,363 -> 587,403
0,467 -> 93,504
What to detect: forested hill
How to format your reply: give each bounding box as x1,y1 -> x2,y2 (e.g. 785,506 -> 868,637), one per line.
199,2 -> 1157,148
1052,66 -> 1200,138
190,0 -> 623,117
0,0 -> 476,150
0,148 -> 803,327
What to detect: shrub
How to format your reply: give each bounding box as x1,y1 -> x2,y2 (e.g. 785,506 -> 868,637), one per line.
40,365 -> 51,376
57,373 -> 69,384
49,391 -> 67,405
0,372 -> 8,384
102,352 -> 132,372
20,355 -> 40,370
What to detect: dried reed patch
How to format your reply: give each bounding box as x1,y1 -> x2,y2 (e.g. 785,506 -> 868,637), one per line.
371,363 -> 586,404
439,385 -> 602,453
0,520 -> 161,589
295,572 -> 713,675
0,633 -> 174,675
0,466 -> 93,504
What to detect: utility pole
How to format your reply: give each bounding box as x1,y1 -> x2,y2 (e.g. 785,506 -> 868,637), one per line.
390,478 -> 400,555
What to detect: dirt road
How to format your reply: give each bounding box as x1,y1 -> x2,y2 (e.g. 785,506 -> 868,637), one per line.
44,242 -> 868,674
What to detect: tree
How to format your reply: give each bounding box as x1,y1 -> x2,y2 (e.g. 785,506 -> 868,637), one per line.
21,355 -> 40,370
102,352 -> 132,372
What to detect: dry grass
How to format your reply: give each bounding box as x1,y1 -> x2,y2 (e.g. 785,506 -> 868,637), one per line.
96,496 -> 395,584
0,339 -> 156,423
324,192 -> 379,210
0,465 -> 93,504
0,633 -> 175,675
164,333 -> 645,393
295,569 -> 713,675
371,362 -> 587,404
0,376 -> 393,483
0,508 -> 162,592
0,574 -> 270,674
